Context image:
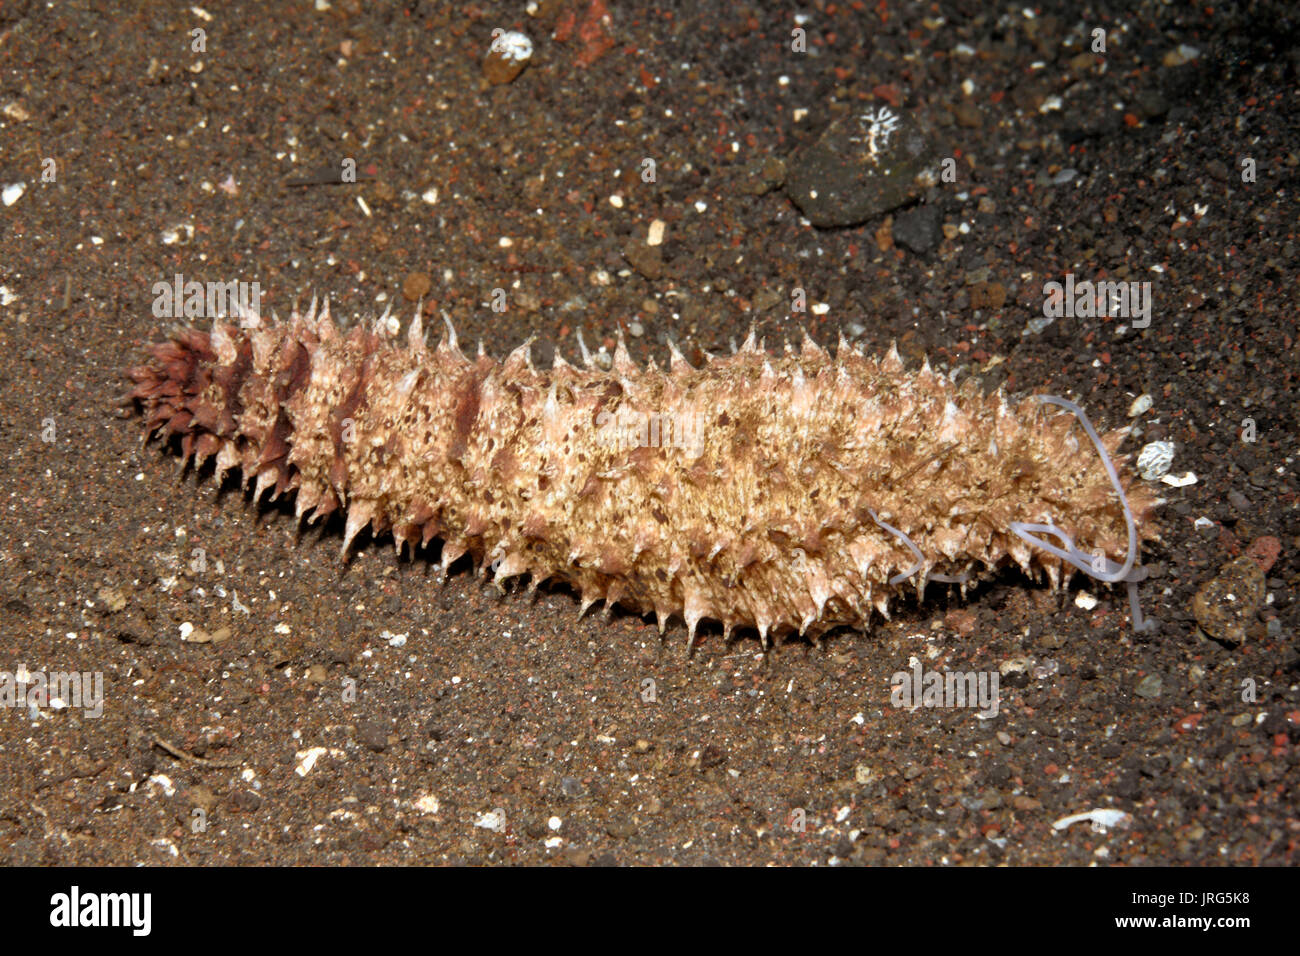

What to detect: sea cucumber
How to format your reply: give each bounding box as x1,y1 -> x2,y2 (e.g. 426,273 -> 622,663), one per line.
126,299 -> 1160,647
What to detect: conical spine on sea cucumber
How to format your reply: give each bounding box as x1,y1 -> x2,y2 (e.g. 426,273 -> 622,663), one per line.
126,298 -> 1159,645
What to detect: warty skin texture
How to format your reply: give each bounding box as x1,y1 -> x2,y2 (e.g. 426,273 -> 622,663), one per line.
127,299 -> 1159,647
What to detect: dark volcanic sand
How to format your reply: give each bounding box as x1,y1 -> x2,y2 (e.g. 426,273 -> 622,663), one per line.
0,0 -> 1297,865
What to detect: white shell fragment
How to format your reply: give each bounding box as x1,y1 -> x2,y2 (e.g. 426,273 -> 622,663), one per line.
1136,440 -> 1174,480
294,746 -> 343,776
1127,393 -> 1152,417
475,809 -> 507,832
1052,808 -> 1132,832
489,31 -> 533,61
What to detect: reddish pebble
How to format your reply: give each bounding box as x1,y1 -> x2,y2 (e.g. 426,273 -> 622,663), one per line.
1246,535 -> 1281,573
1176,713 -> 1204,733
872,84 -> 902,107
944,608 -> 978,638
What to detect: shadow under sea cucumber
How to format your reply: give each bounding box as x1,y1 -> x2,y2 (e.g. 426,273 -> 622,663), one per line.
126,298 -> 1161,648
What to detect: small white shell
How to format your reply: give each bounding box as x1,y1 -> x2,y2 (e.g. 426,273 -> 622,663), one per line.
1136,440 -> 1174,480
489,31 -> 533,62
1127,393 -> 1152,417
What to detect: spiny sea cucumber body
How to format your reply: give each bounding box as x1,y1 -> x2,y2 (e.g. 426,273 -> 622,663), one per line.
127,300 -> 1159,646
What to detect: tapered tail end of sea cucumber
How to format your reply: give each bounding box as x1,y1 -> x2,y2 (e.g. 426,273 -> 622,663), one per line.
125,327 -> 218,437
124,324 -> 254,483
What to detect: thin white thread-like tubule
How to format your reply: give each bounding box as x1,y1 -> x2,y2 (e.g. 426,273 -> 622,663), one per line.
867,394 -> 1154,632
867,508 -> 966,585
1009,395 -> 1156,632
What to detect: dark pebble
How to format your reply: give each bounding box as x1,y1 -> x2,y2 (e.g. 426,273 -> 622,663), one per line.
357,719 -> 388,752
892,204 -> 943,255
231,789 -> 263,812
786,106 -> 934,227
